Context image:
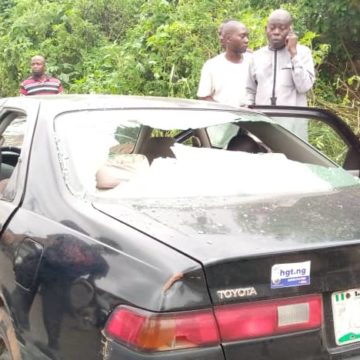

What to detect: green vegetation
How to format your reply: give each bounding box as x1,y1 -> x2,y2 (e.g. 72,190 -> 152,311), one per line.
308,120 -> 348,165
0,0 -> 358,134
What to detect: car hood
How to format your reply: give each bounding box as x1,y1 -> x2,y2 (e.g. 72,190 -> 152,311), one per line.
93,185 -> 360,264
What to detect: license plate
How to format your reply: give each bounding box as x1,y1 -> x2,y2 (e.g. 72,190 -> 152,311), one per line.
332,289 -> 360,345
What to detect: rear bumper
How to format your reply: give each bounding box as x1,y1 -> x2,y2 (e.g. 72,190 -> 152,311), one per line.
103,331 -> 360,360
223,330 -> 324,360
103,341 -> 224,360
222,330 -> 360,360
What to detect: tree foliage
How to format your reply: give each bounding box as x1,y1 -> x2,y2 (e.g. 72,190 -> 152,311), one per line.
0,0 -> 358,131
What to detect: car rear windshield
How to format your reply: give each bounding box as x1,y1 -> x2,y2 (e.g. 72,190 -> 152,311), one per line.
54,109 -> 360,201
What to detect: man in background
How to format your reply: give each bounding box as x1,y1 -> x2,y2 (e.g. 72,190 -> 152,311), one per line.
246,9 -> 315,138
20,55 -> 63,96
219,19 -> 253,53
197,21 -> 251,107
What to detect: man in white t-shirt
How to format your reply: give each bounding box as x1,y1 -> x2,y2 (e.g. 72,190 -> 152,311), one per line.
197,21 -> 251,107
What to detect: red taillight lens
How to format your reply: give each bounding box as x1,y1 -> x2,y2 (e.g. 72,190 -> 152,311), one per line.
104,295 -> 323,352
104,306 -> 220,351
214,294 -> 323,341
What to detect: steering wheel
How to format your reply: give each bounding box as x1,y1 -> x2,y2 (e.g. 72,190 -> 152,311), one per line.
174,129 -> 194,143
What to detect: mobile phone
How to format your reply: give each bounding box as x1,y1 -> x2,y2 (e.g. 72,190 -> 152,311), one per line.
285,27 -> 294,45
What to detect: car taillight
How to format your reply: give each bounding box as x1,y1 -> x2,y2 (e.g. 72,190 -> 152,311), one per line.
104,295 -> 323,352
214,294 -> 323,341
104,306 -> 220,351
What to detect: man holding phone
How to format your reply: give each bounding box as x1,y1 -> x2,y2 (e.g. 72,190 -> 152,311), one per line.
246,9 -> 315,138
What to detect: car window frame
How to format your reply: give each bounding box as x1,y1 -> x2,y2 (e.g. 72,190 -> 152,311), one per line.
255,106 -> 360,172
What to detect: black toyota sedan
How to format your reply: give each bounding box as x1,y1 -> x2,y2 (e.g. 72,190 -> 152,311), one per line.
1,95 -> 360,360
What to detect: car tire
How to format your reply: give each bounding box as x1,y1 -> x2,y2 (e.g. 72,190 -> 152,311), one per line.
0,308 -> 21,360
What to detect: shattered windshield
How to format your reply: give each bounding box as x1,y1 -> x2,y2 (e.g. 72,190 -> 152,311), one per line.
54,109 -> 360,201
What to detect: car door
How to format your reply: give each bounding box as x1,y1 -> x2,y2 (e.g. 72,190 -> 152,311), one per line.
255,106 -> 360,174
0,98 -> 40,231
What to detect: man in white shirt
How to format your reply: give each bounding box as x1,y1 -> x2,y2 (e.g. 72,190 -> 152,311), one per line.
197,21 -> 251,108
246,9 -> 315,139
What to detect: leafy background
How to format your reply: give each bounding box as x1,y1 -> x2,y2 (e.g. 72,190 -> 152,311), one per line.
0,0 -> 358,133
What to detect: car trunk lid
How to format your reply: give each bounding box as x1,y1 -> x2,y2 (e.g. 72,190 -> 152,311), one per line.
94,186 -> 360,358
93,186 -> 360,263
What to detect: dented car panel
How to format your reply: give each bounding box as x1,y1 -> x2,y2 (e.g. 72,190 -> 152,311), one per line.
0,95 -> 360,359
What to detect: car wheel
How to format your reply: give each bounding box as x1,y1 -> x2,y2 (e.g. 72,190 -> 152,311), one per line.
0,308 -> 21,360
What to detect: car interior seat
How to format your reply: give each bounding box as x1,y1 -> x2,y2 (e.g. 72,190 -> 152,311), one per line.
139,137 -> 176,164
191,136 -> 201,148
227,133 -> 262,153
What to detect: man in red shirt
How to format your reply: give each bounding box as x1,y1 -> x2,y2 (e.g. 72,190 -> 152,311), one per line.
20,55 -> 63,96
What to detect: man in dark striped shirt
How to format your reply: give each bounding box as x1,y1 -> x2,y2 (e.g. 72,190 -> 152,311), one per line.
20,55 -> 63,96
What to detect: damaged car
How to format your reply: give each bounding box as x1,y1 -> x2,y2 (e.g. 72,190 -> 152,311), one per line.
1,95 -> 360,360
